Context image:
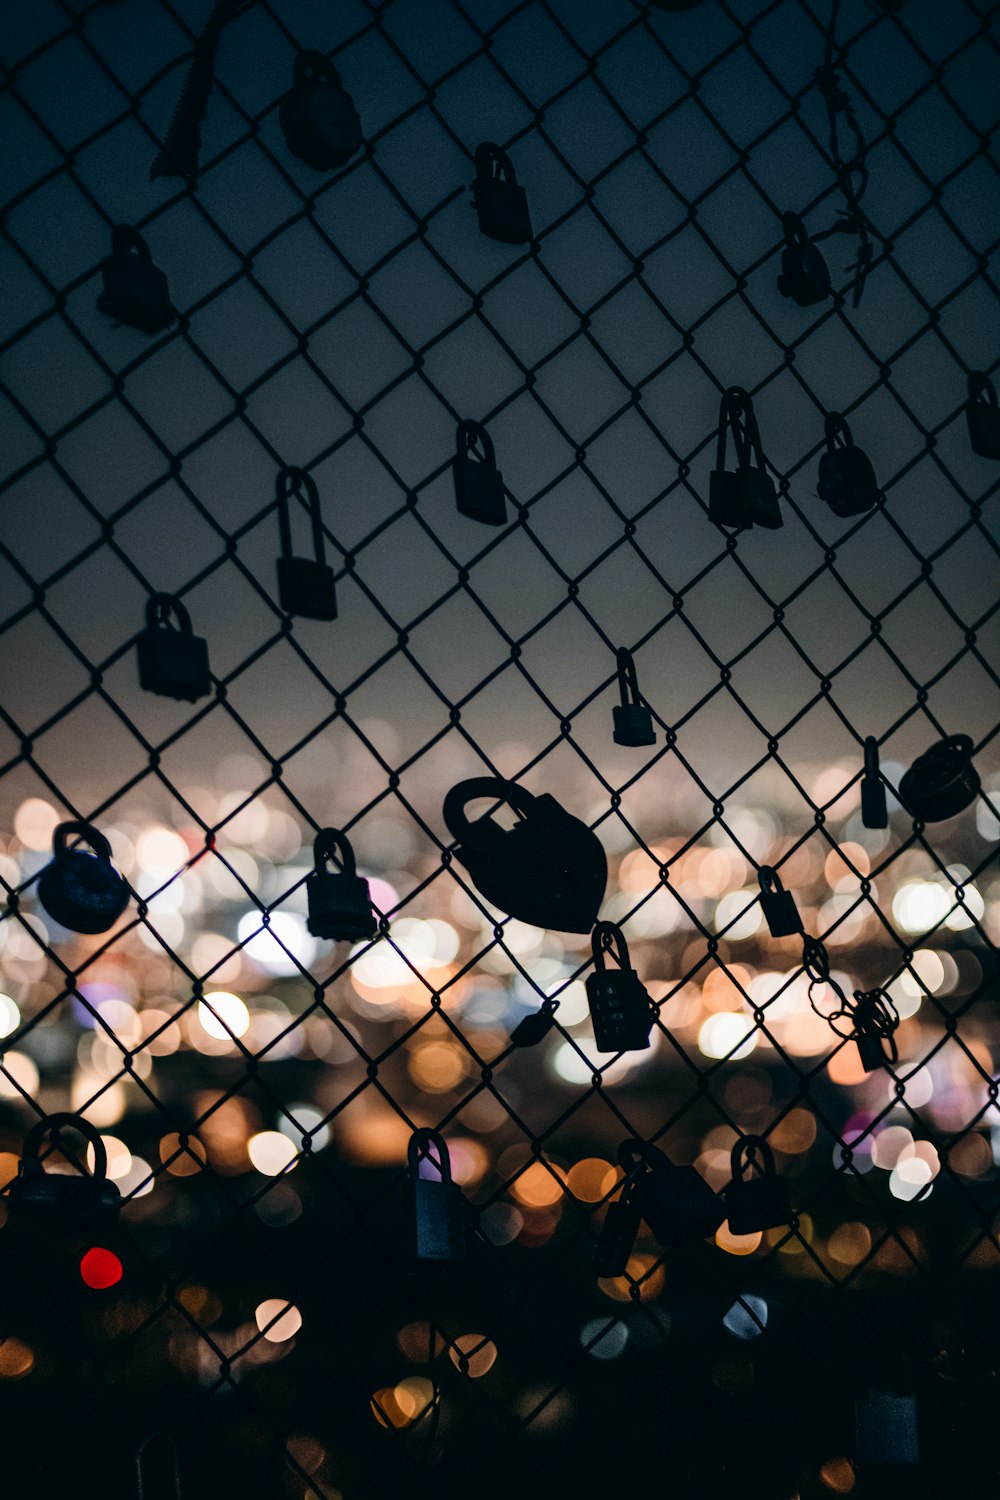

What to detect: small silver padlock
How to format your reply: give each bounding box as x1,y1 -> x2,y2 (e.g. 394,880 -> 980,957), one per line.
275,465 -> 337,621
98,224 -> 174,334
136,592 -> 211,703
757,866 -> 803,939
585,922 -> 653,1054
279,49 -> 363,171
407,1129 -> 466,1264
612,648 -> 656,747
472,143 -> 532,245
305,828 -> 376,942
709,387 -> 782,530
37,821 -> 130,935
453,419 -> 506,525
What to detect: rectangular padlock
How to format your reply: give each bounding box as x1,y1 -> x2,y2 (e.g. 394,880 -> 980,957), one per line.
612,703 -> 656,747
411,1175 -> 466,1263
306,870 -> 376,942
99,255 -> 173,334
709,469 -> 752,528
277,555 -> 337,621
861,775 -> 888,829
758,867 -> 803,938
137,622 -> 211,702
967,392 -> 1000,459
855,1029 -> 887,1072
592,1193 -> 641,1277
742,466 -> 783,529
855,1391 -> 919,1467
726,1173 -> 790,1235
475,178 -> 532,245
637,1162 -> 725,1244
586,970 -> 652,1054
454,450 -> 506,525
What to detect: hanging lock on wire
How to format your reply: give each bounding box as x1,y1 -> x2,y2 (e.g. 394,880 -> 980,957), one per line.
757,866 -> 803,939
851,987 -> 900,1072
37,821 -> 130,934
777,211 -> 832,306
618,1138 -> 724,1245
10,1113 -> 122,1230
472,143 -> 533,245
709,387 -> 782,530
306,828 -> 377,942
136,592 -> 211,703
275,465 -> 337,620
965,373 -> 1000,460
585,922 -> 653,1054
725,1135 -> 792,1235
817,412 -> 879,517
279,50 -> 362,171
592,1175 -> 642,1277
612,647 -> 656,747
407,1129 -> 466,1264
898,735 -> 979,822
98,225 -> 175,334
453,419 -> 506,525
861,736 -> 888,829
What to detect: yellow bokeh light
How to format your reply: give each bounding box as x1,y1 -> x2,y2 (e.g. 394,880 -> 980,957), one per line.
248,1131 -> 297,1176
0,1338 -> 35,1379
255,1298 -> 301,1343
197,992 -> 250,1040
160,1132 -> 207,1176
599,1252 -> 666,1303
769,1108 -> 817,1155
827,1221 -> 872,1267
407,1041 -> 469,1093
566,1158 -> 618,1203
819,1457 -> 856,1493
0,1153 -> 19,1188
715,1223 -> 763,1256
448,1334 -> 498,1378
509,1161 -> 565,1207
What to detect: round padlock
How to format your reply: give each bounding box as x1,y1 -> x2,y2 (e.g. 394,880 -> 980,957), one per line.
37,821 -> 130,934
279,50 -> 362,170
898,735 -> 979,822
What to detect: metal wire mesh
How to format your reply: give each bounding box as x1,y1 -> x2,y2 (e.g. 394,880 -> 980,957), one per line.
1,0 -> 999,1494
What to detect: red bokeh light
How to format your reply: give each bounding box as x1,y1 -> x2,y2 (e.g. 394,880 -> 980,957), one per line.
80,1247 -> 123,1290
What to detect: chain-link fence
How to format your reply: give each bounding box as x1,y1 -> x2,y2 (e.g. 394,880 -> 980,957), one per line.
1,0 -> 999,1494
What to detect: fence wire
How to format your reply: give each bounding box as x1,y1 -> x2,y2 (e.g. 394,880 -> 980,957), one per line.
1,0 -> 999,1495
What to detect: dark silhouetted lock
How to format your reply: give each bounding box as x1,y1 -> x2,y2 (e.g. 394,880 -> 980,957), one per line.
37,821 -> 130,934
852,988 -> 899,1072
276,465 -> 337,621
899,734 -> 979,822
407,1129 -> 466,1263
509,998 -> 559,1048
136,1434 -> 182,1500
620,1139 -> 725,1245
473,143 -> 532,245
98,225 -> 175,334
136,592 -> 211,702
757,866 -> 803,938
443,778 -> 607,933
861,735 -> 888,829
855,1390 -> 919,1468
586,922 -> 653,1054
279,49 -> 362,171
454,419 -> 506,525
592,1177 -> 641,1277
817,412 -> 879,517
709,387 -> 782,530
725,1135 -> 791,1234
612,647 -> 656,747
306,828 -> 376,942
10,1113 -> 122,1230
776,211 -> 831,306
966,372 -> 1000,459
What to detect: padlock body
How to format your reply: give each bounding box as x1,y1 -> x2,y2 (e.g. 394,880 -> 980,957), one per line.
586,971 -> 652,1053
638,1164 -> 725,1244
967,400 -> 1000,460
137,624 -> 211,702
98,256 -> 173,334
37,850 -> 130,935
306,869 -> 376,941
861,776 -> 888,829
743,467 -> 782,529
278,556 -> 337,621
818,446 -> 878,517
474,179 -> 532,245
411,1177 -> 466,1263
725,1174 -> 790,1235
710,468 -> 781,529
777,243 -> 831,306
761,887 -> 803,938
10,1167 -> 121,1230
899,746 -> 979,822
856,1029 -> 888,1072
855,1392 -> 919,1466
454,452 -> 506,525
612,703 -> 656,747
280,81 -> 362,170
593,1197 -> 641,1277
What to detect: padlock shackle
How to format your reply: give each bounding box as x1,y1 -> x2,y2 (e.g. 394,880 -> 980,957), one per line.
716,386 -> 766,475
276,465 -> 326,564
920,733 -> 973,767
474,141 -> 515,184
292,47 -> 343,90
730,1132 -> 777,1182
456,418 -> 496,470
407,1128 -> 453,1182
615,647 -> 643,710
618,1136 -> 673,1175
312,827 -> 357,879
136,1433 -> 182,1500
21,1111 -> 109,1183
110,223 -> 152,261
851,987 -> 900,1064
443,777 -> 536,841
780,210 -> 810,249
824,410 -> 854,452
52,819 -> 113,864
145,591 -> 194,635
591,919 -> 631,974
863,734 -> 880,781
757,864 -> 787,897
968,371 -> 997,409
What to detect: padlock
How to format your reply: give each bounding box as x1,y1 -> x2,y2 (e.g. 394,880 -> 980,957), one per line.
9,1112 -> 122,1230
306,828 -> 376,942
443,778 -> 607,934
509,999 -> 559,1048
279,49 -> 363,171
407,1129 -> 466,1264
855,1390 -> 920,1467
136,1433 -> 182,1500
275,465 -> 337,621
136,592 -> 211,703
757,866 -> 803,938
97,224 -> 175,334
725,1135 -> 791,1234
586,922 -> 653,1053
709,387 -> 783,530
619,1139 -> 725,1245
852,988 -> 899,1073
898,734 -> 979,822
861,735 -> 888,829
453,419 -> 506,525
472,143 -> 533,245
776,211 -> 831,306
37,821 -> 130,935
592,1177 -> 641,1277
612,647 -> 656,747
817,412 -> 879,517
966,372 -> 1000,459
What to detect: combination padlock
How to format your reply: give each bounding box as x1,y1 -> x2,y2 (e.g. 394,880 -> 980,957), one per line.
275,465 -> 337,621
757,866 -> 803,938
453,419 -> 506,525
966,372 -> 1000,459
97,224 -> 175,334
898,734 -> 979,822
861,735 -> 888,829
10,1112 -> 122,1230
306,828 -> 377,942
136,592 -> 211,703
817,412 -> 879,517
776,211 -> 831,306
472,142 -> 533,245
612,647 -> 656,747
279,49 -> 363,171
852,988 -> 899,1073
407,1129 -> 466,1264
586,921 -> 653,1054
443,778 -> 607,934
619,1139 -> 725,1245
725,1134 -> 791,1235
709,387 -> 783,530
37,821 -> 130,935
592,1177 -> 641,1277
